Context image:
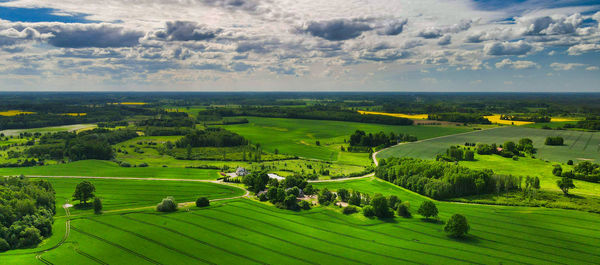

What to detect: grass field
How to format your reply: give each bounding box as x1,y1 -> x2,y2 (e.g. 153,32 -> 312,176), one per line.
5,181 -> 600,264
357,110 -> 428,120
0,124 -> 97,136
222,117 -> 471,163
378,126 -> 600,163
0,160 -> 220,180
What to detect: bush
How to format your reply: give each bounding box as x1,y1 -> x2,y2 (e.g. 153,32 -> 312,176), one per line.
0,238 -> 10,252
93,197 -> 103,214
258,193 -> 268,201
196,197 -> 210,207
444,214 -> 470,237
120,162 -> 131,167
418,201 -> 438,219
138,163 -> 148,167
157,196 -> 178,212
284,194 -> 298,210
545,136 -> 564,146
363,205 -> 375,217
299,200 -> 311,210
512,155 -> 518,161
343,205 -> 358,214
567,160 -> 574,165
337,188 -> 350,202
397,202 -> 411,218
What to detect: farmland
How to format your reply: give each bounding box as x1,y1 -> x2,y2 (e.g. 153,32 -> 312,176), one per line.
377,126 -> 600,163
222,117 -> 471,163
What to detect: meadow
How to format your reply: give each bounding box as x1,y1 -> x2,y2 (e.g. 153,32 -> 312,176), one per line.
0,124 -> 97,136
377,126 -> 600,163
222,117 -> 471,163
5,179 -> 600,264
0,160 -> 220,180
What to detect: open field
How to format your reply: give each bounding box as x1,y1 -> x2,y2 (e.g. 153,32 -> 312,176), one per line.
5,189 -> 600,264
357,110 -> 428,120
0,160 -> 220,180
484,115 -> 534,126
0,124 -> 97,136
222,117 -> 471,163
378,126 -> 600,163
0,110 -> 36,116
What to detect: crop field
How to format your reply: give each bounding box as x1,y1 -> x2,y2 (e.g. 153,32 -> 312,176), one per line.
484,115 -> 534,126
6,188 -> 600,264
377,126 -> 600,163
38,177 -> 244,216
0,110 -> 36,116
0,160 -> 220,180
222,117 -> 471,163
357,110 -> 429,120
0,124 -> 97,136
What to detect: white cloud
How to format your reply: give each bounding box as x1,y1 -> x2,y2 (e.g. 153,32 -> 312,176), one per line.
495,59 -> 539,69
586,66 -> 599,71
484,40 -> 535,56
550,62 -> 585,71
567,44 -> 600,55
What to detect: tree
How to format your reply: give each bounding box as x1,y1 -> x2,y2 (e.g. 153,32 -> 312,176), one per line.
533,177 -> 540,190
397,202 -> 411,218
0,238 -> 10,252
73,181 -> 95,205
370,194 -> 393,218
284,194 -> 298,210
243,171 -> 269,193
299,200 -> 311,210
444,214 -> 470,237
286,187 -> 300,197
156,196 -> 178,212
93,197 -> 103,214
463,150 -> 475,161
343,205 -> 358,214
363,205 -> 375,217
552,165 -> 562,176
337,188 -> 350,202
388,195 -> 400,210
348,190 -> 362,206
196,197 -> 210,207
318,188 -> 335,205
556,177 -> 575,195
418,201 -> 438,219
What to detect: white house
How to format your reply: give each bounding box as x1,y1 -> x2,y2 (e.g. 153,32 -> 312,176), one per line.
267,173 -> 285,181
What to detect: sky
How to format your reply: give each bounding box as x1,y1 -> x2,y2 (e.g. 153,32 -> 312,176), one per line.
0,0 -> 599,92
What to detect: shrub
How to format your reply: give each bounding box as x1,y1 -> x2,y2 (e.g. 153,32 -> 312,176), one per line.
343,205 -> 358,214
196,197 -> 210,207
138,162 -> 148,167
284,194 -> 298,210
552,165 -> 562,176
318,188 -> 336,205
418,201 -> 438,219
444,214 -> 470,238
397,202 -> 411,218
0,238 -> 10,252
157,196 -> 178,212
258,193 -> 268,201
93,197 -> 103,214
120,162 -> 131,167
363,205 -> 375,217
567,160 -> 574,165
545,136 -> 564,146
337,188 -> 350,202
512,155 -> 518,161
299,200 -> 311,210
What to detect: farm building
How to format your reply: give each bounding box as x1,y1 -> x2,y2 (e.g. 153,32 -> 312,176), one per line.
267,173 -> 285,180
236,167 -> 249,176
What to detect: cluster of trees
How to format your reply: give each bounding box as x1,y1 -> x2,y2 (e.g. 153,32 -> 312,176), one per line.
572,116 -> 600,130
348,130 -> 416,150
376,157 -> 521,199
157,196 -> 178,212
554,162 -> 600,183
545,136 -> 564,146
0,177 -> 55,251
252,174 -> 312,211
428,113 -> 491,124
175,128 -> 248,148
436,146 -> 474,162
136,117 -> 194,127
198,105 -> 414,126
97,121 -> 128,128
475,138 -> 535,158
500,114 -> 550,123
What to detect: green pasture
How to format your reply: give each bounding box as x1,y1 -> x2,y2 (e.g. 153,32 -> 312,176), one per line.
378,126 -> 600,163
0,160 -> 219,180
221,117 -> 471,163
0,124 -> 97,136
6,192 -> 600,264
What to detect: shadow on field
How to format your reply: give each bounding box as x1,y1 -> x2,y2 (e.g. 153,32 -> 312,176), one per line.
420,218 -> 444,225
447,234 -> 481,244
73,204 -> 93,210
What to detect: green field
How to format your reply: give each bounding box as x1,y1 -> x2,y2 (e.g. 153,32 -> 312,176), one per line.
0,160 -> 219,180
0,124 -> 97,136
378,126 -> 600,163
5,179 -> 600,264
222,117 -> 471,164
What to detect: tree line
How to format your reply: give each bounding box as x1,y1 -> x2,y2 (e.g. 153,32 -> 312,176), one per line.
0,177 -> 56,252
427,113 -> 491,124
348,130 -> 417,151
376,157 -> 521,199
175,128 -> 248,148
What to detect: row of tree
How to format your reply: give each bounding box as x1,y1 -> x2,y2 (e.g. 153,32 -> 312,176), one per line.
427,113 -> 491,124
0,177 -> 56,252
475,138 -> 535,158
348,130 -> 417,149
376,157 -> 521,199
175,128 -> 248,148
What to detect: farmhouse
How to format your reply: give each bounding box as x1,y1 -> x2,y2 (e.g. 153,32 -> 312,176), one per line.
236,167 -> 249,176
267,173 -> 285,180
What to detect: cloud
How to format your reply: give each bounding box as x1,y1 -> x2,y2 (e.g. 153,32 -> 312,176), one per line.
550,62 -> 584,71
586,66 -> 599,71
40,23 -> 143,48
377,19 -> 407,36
418,19 -> 471,39
519,14 -> 583,35
484,40 -> 534,56
300,19 -> 372,41
417,27 -> 442,39
437,35 -> 451,45
153,21 -> 220,41
567,43 -> 600,55
495,59 -> 539,69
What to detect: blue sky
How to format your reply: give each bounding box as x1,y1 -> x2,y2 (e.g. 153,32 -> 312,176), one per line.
0,0 -> 598,91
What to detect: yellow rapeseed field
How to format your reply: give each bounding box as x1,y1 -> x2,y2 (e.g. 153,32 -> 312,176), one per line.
60,113 -> 87,116
0,110 -> 35,116
357,110 -> 428,120
550,117 -> 579,122
110,102 -> 147,105
484,115 -> 533,126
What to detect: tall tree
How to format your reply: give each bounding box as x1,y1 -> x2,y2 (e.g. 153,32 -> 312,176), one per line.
73,181 -> 96,205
